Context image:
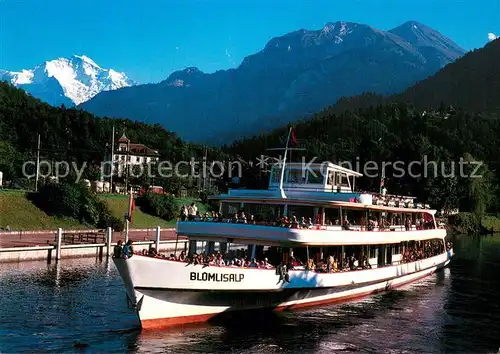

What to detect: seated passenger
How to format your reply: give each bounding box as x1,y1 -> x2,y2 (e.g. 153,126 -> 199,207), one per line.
307,258 -> 315,271
405,217 -> 411,231
361,254 -> 371,269
122,240 -> 134,258
327,255 -> 334,273
207,254 -> 216,266
238,212 -> 247,224
342,217 -> 351,230
178,250 -> 187,261
263,258 -> 273,268
216,254 -> 225,266
307,217 -> 314,229
289,256 -> 301,268
113,240 -> 123,258
291,215 -> 299,228
249,258 -> 258,267
191,253 -> 202,265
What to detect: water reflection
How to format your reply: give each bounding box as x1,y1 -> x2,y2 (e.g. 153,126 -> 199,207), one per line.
0,235 -> 499,353
439,234 -> 500,353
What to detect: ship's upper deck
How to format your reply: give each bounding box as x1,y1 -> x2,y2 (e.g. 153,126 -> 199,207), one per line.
210,162 -> 428,211
268,162 -> 362,193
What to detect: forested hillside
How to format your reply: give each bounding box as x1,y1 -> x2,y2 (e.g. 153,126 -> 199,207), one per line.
326,39 -> 500,116
393,38 -> 500,114
227,102 -> 500,215
0,81 -> 222,189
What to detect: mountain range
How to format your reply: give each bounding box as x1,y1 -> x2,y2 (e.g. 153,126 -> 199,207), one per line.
328,36 -> 500,116
0,55 -> 135,106
2,29 -> 500,213
79,20 -> 465,144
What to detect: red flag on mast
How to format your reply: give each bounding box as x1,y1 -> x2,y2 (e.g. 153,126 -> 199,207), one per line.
128,192 -> 135,223
290,128 -> 297,146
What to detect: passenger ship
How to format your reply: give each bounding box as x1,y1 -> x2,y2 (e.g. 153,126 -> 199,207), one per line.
113,151 -> 453,329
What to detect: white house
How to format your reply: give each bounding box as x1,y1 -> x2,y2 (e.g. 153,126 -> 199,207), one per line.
109,133 -> 160,177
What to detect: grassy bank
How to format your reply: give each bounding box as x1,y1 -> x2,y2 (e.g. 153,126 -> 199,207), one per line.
99,194 -> 174,228
0,190 -> 210,231
99,194 -> 209,229
0,189 -> 85,230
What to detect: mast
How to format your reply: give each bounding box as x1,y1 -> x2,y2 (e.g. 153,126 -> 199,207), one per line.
278,127 -> 292,199
125,187 -> 132,243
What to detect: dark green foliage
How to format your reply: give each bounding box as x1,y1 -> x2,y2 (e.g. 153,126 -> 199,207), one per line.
107,215 -> 124,232
447,212 -> 500,235
227,102 -> 500,216
448,212 -> 479,234
27,183 -> 122,230
136,191 -> 176,221
393,39 -> 500,115
0,81 -> 226,184
29,183 -> 81,220
0,140 -> 20,180
316,40 -> 500,119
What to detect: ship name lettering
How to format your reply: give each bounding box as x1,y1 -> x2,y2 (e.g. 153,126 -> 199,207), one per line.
190,272 -> 244,282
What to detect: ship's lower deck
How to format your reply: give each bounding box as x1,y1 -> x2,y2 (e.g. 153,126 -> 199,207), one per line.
115,251 -> 452,329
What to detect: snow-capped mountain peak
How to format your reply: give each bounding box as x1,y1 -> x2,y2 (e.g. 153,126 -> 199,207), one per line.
0,55 -> 135,106
73,54 -> 101,68
6,69 -> 34,85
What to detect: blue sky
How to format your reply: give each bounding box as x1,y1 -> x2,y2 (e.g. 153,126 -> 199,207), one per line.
0,0 -> 499,83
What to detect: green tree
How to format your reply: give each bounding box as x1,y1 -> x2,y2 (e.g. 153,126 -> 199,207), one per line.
0,140 -> 18,180
459,153 -> 492,226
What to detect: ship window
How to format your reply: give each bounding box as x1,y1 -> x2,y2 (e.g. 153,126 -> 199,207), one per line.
327,170 -> 335,185
335,173 -> 350,187
306,169 -> 323,184
286,168 -> 305,184
221,202 -> 240,216
270,167 -> 280,183
369,246 -> 377,259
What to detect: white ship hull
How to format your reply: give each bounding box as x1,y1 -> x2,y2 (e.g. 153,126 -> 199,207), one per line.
113,250 -> 453,329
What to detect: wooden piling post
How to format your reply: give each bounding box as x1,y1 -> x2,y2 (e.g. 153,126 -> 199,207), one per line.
106,227 -> 112,258
55,228 -> 62,261
155,226 -> 160,252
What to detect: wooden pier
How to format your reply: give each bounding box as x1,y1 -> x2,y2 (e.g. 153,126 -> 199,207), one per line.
0,227 -> 187,263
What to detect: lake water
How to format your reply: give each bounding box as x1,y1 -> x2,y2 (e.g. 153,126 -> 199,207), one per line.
1,234 -> 500,353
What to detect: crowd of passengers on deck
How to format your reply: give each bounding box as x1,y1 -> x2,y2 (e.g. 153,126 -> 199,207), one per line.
179,205 -> 436,231
136,239 -> 452,273
401,239 -> 451,263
